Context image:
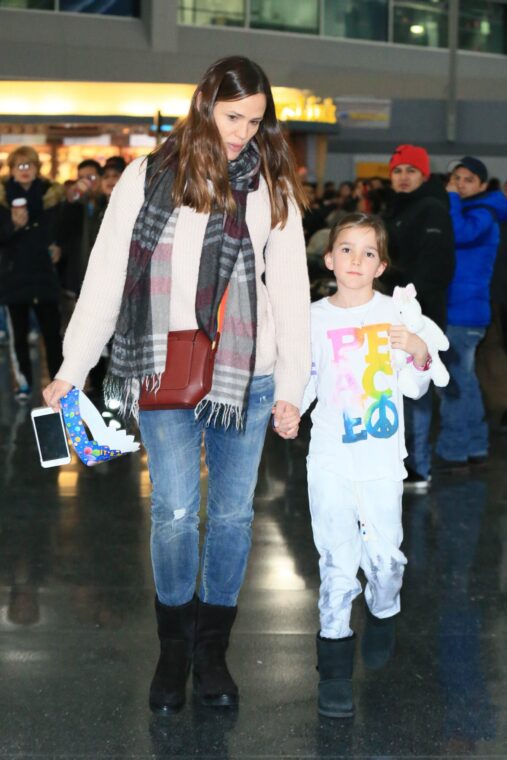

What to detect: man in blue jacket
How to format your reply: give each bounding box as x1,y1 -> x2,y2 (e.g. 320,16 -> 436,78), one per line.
436,156 -> 507,469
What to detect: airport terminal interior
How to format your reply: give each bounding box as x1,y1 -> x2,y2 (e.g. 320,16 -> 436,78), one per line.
1,1 -> 507,758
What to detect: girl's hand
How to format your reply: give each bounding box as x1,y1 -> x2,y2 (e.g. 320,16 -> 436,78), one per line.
272,401 -> 300,439
389,326 -> 429,367
42,379 -> 73,412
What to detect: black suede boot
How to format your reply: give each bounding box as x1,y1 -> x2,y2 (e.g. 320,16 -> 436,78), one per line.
149,595 -> 196,716
361,606 -> 397,669
316,633 -> 355,719
193,600 -> 239,707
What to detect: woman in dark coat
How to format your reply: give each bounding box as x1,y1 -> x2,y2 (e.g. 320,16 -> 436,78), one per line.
0,146 -> 64,400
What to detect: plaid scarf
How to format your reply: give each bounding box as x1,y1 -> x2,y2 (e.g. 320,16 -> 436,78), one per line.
105,141 -> 261,427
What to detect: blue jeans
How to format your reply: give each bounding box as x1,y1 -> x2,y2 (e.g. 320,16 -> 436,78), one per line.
139,374 -> 274,607
404,391 -> 433,479
436,325 -> 488,462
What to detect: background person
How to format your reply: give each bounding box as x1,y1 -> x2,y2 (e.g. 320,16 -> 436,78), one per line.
86,156 -> 127,401
100,155 -> 127,204
490,208 -> 507,429
57,159 -> 104,304
435,156 -> 507,469
383,144 -> 455,491
0,146 -> 64,401
43,56 -> 311,715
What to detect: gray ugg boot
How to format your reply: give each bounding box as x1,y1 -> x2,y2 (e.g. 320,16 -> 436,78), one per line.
316,633 -> 355,718
361,606 -> 397,669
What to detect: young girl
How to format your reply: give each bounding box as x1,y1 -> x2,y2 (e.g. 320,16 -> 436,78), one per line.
301,212 -> 431,719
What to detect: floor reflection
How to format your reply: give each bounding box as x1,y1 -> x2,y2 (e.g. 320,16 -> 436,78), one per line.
435,479 -> 496,753
0,347 -> 506,756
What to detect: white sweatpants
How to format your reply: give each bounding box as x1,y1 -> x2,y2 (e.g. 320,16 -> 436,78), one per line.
307,456 -> 407,639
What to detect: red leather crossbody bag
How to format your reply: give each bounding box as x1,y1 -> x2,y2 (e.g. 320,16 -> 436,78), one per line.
138,329 -> 220,411
138,291 -> 227,411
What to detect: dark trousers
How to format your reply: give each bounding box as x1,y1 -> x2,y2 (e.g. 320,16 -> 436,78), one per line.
499,304 -> 507,355
7,302 -> 63,388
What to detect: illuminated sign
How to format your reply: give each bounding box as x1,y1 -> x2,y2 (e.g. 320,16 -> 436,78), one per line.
335,98 -> 391,129
0,82 -> 337,125
272,88 -> 336,124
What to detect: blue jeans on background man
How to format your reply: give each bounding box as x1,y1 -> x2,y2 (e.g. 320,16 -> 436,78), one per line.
435,325 -> 488,463
404,391 -> 433,480
139,374 -> 274,608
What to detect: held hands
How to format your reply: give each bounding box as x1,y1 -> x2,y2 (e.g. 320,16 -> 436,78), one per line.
389,326 -> 429,368
43,379 -> 73,412
272,400 -> 300,440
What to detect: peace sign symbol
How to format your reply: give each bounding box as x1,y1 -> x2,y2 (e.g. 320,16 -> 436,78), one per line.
364,395 -> 398,439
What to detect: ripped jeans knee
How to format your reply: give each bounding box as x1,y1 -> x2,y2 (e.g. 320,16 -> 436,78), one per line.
150,499 -> 201,606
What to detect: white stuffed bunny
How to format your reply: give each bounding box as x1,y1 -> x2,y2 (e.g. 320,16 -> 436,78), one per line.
391,283 -> 450,398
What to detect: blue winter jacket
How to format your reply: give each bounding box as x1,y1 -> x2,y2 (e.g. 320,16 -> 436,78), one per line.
447,190 -> 507,327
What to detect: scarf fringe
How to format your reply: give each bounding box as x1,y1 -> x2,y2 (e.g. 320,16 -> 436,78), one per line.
142,372 -> 163,394
104,377 -> 246,431
103,375 -> 141,421
195,398 -> 245,430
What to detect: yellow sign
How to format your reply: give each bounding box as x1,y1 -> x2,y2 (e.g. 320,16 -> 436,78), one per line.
356,162 -> 390,180
335,97 -> 391,130
272,88 -> 336,124
0,81 -> 336,125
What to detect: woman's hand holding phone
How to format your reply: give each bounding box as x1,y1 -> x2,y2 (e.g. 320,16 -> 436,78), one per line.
43,379 -> 73,412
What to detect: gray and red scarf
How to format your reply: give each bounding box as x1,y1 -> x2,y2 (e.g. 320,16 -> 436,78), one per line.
105,141 -> 261,427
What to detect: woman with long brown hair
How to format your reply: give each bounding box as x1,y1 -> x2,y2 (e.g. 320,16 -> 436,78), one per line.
43,56 -> 311,715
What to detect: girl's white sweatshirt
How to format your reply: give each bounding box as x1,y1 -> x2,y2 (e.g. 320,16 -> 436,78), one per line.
302,293 -> 431,481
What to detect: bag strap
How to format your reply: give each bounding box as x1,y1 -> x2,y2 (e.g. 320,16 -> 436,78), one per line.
144,150 -> 228,347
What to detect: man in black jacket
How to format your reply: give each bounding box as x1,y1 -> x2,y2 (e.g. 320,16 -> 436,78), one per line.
57,159 -> 104,301
383,144 -> 455,490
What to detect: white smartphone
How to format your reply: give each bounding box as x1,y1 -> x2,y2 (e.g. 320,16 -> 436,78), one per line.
31,407 -> 71,468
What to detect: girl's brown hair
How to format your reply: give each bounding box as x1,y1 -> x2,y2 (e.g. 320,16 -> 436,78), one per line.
153,56 -> 307,228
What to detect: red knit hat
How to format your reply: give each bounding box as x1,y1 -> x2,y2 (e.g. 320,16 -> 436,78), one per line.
389,144 -> 430,178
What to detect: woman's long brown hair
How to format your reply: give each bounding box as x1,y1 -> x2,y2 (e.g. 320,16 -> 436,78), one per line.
153,56 -> 307,228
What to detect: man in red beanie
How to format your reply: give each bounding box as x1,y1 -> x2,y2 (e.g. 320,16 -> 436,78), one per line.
383,144 -> 455,491
389,144 -> 430,184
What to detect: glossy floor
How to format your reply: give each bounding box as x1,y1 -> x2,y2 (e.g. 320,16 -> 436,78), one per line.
0,346 -> 506,758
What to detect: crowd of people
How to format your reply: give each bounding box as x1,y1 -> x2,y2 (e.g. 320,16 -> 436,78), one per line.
1,56 -> 507,720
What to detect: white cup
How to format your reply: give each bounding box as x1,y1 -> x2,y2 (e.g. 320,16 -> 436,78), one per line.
12,198 -> 27,208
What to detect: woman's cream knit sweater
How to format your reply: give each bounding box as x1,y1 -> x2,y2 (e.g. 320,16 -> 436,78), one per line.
57,157 -> 311,408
